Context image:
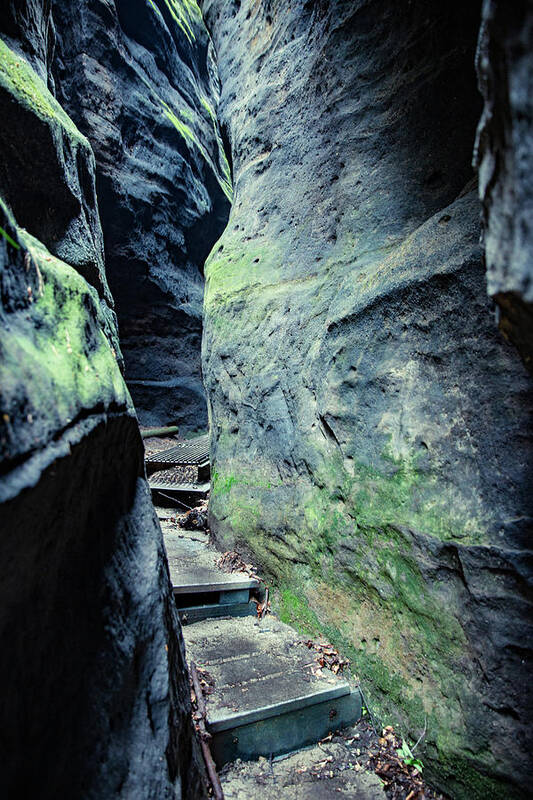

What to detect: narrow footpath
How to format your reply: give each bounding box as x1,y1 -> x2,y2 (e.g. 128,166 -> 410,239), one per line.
157,513 -> 384,799
144,431 -> 444,800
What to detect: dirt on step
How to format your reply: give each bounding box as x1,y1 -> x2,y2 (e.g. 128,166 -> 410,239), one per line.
219,724 -> 384,799
219,722 -> 447,800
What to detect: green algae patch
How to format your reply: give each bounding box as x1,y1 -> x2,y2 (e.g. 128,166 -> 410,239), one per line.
209,461 -> 504,799
137,68 -> 232,203
276,587 -> 322,639
200,94 -> 216,123
0,225 -> 131,459
199,95 -> 233,202
160,0 -> 202,44
211,468 -> 283,498
148,0 -> 200,43
435,752 -> 512,800
0,39 -> 88,146
204,239 -> 290,312
163,102 -> 232,201
211,471 -> 238,496
163,105 -> 198,146
346,451 -> 489,546
0,225 -> 20,249
147,0 -> 164,20
136,0 -> 233,202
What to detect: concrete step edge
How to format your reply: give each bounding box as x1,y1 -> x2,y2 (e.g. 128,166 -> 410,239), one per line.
173,578 -> 259,594
207,682 -> 354,733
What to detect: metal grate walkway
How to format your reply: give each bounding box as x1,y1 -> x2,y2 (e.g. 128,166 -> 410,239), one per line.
145,434 -> 209,468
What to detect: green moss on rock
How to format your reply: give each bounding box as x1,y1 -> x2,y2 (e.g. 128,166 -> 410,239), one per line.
0,217 -> 131,460
211,466 -> 513,798
160,0 -> 201,43
346,450 -> 489,546
0,39 -> 88,145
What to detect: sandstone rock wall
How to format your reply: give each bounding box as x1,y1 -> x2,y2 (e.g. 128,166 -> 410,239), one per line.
52,0 -> 231,430
475,0 -> 533,370
0,3 -> 203,796
200,1 -> 533,797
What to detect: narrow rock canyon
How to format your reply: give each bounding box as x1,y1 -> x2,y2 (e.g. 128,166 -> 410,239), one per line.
0,1 -> 531,798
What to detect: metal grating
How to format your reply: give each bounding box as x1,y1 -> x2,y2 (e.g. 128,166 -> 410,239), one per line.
145,434 -> 209,467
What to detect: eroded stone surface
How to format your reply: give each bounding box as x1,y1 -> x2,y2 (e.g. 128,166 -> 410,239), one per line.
0,7 -> 204,796
52,0 -> 231,429
200,1 -> 533,796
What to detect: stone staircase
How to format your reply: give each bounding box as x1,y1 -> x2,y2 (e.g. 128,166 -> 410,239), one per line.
148,441 -> 420,799
183,614 -> 361,766
157,514 -> 362,767
165,526 -> 259,623
149,435 -> 362,774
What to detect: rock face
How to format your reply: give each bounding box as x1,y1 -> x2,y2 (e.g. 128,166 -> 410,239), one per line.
201,1 -> 533,797
475,0 -> 533,371
51,0 -> 231,430
0,5 -> 204,797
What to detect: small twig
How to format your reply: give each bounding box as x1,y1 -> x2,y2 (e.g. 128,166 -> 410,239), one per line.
141,425 -> 180,438
272,751 -> 295,764
178,534 -> 209,544
260,586 -> 270,619
190,661 -> 224,800
358,685 -> 379,738
154,490 -> 193,511
410,715 -> 427,753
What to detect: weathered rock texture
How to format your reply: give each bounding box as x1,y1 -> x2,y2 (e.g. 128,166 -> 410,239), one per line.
201,1 -> 533,797
0,5 -> 203,797
51,0 -> 231,430
475,0 -> 533,371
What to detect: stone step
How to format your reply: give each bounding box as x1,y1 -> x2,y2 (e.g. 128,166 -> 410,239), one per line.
182,616 -> 361,766
162,527 -> 260,623
150,480 -> 210,500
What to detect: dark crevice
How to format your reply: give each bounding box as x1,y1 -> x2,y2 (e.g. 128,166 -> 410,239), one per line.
318,413 -> 341,448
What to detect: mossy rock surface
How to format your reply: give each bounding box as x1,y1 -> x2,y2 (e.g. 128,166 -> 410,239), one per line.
0,7 -> 204,793
0,203 -> 130,481
202,1 -> 533,797
0,38 -> 109,300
